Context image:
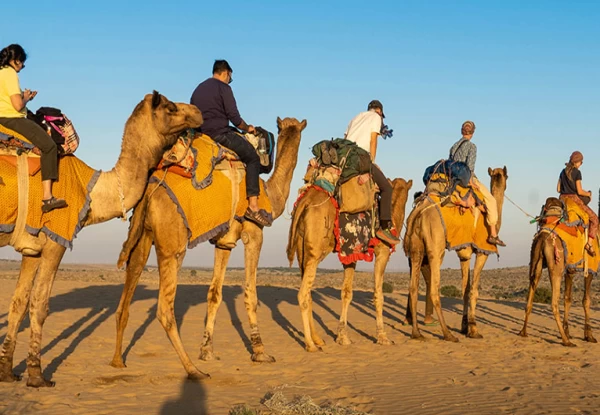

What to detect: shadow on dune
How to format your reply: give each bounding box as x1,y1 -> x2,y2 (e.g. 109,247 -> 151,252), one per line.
160,377 -> 207,415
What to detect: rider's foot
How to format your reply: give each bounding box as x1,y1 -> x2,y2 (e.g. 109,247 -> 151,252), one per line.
244,208 -> 272,227
42,197 -> 68,213
376,228 -> 400,245
487,235 -> 506,247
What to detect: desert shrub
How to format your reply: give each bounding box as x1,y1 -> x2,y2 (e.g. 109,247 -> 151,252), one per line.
440,285 -> 461,298
382,281 -> 394,293
533,287 -> 552,304
229,405 -> 261,415
190,269 -> 197,277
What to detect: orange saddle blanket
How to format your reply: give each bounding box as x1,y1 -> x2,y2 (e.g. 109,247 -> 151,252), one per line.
150,133 -> 272,248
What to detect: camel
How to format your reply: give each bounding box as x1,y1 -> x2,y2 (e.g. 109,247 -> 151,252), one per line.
110,117 -> 307,377
404,167 -> 507,342
0,92 -> 203,387
286,178 -> 413,351
518,197 -> 597,346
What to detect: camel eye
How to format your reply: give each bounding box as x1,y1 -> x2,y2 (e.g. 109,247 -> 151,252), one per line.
167,103 -> 178,113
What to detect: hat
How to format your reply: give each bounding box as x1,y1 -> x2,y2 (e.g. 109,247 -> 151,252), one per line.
367,100 -> 385,118
569,151 -> 583,164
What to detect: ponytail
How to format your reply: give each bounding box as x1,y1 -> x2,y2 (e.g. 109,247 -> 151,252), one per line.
0,44 -> 27,69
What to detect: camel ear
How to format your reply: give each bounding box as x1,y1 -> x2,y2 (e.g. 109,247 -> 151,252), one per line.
488,167 -> 493,177
152,91 -> 162,109
503,165 -> 508,177
407,179 -> 413,189
300,119 -> 307,130
276,116 -> 283,129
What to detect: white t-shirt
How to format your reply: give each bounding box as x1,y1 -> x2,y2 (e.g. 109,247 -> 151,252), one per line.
344,110 -> 382,153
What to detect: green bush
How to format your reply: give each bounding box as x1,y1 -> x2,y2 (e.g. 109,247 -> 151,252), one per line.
190,269 -> 197,277
440,285 -> 461,298
382,281 -> 394,293
229,405 -> 261,415
533,287 -> 552,304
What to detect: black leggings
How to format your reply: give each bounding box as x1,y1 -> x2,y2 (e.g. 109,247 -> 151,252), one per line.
371,163 -> 392,223
0,117 -> 58,181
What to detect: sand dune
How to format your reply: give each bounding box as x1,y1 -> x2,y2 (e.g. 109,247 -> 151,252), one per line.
0,265 -> 599,414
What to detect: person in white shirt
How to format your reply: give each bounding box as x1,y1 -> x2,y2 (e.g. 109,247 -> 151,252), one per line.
344,100 -> 400,245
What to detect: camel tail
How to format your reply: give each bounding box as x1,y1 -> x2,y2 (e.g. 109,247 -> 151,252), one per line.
286,199 -> 306,267
117,192 -> 150,269
528,232 -> 545,281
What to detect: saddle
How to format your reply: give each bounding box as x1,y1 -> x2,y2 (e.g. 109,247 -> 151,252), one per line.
0,124 -> 43,176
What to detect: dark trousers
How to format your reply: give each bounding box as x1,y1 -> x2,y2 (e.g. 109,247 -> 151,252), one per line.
213,131 -> 260,197
0,117 -> 58,181
372,163 -> 392,224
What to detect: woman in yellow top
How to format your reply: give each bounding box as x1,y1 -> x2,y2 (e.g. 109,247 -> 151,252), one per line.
0,44 -> 66,212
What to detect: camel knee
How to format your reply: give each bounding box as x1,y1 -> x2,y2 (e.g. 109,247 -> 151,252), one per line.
156,307 -> 175,331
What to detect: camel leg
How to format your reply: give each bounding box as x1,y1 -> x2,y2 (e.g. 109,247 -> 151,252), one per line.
307,285 -> 325,347
428,254 -> 458,342
241,224 -> 275,363
548,266 -> 573,347
583,273 -> 597,343
408,257 -> 425,340
110,230 -> 153,368
404,264 -> 433,325
155,247 -> 209,380
199,247 -> 230,361
465,253 -> 488,339
25,242 -> 66,387
518,240 -> 545,338
0,255 -> 40,382
562,271 -> 574,340
459,257 -> 471,334
298,258 -> 321,352
336,263 -> 355,346
373,244 -> 393,345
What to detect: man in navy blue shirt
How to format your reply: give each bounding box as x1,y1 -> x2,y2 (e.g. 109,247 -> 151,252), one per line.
191,60 -> 271,227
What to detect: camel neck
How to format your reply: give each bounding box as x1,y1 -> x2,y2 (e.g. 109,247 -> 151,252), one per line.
266,129 -> 301,219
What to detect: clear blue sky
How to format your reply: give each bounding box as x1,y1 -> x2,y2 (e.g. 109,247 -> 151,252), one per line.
1,0 -> 599,270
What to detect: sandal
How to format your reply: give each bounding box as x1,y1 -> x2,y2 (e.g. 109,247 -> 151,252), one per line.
42,197 -> 68,213
585,243 -> 596,257
487,236 -> 506,247
243,208 -> 272,227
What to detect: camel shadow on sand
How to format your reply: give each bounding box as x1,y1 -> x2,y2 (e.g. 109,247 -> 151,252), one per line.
1,281 -> 599,380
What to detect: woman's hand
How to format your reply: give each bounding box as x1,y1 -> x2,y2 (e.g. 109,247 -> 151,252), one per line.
23,89 -> 37,102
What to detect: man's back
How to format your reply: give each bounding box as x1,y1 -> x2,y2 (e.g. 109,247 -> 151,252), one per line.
344,110 -> 382,153
449,138 -> 477,174
190,77 -> 242,139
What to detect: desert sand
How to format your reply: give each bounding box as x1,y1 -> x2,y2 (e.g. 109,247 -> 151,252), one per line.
0,260 -> 599,414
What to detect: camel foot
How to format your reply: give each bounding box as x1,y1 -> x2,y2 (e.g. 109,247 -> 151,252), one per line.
402,318 -> 412,326
518,329 -> 528,338
187,370 -> 210,381
411,333 -> 426,341
312,336 -> 326,347
585,334 -> 597,343
336,334 -> 352,346
305,344 -> 323,353
467,332 -> 483,339
199,347 -> 215,362
0,370 -> 20,383
376,335 -> 394,346
109,357 -> 126,369
444,334 -> 459,343
251,352 -> 276,363
562,341 -> 577,348
26,376 -> 55,388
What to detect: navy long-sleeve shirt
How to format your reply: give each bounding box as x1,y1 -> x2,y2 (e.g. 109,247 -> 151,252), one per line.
190,77 -> 244,138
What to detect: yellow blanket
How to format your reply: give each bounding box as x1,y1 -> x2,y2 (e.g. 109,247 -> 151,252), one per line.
427,192 -> 498,255
151,134 -> 272,248
0,155 -> 99,248
542,197 -> 600,274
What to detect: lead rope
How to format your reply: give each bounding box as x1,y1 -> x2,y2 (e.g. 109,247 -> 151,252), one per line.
504,194 -> 536,220
114,166 -> 127,221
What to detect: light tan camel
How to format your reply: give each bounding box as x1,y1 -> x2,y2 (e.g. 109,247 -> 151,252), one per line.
404,167 -> 507,342
286,178 -> 412,351
518,197 -> 597,346
110,117 -> 307,378
0,92 -> 203,387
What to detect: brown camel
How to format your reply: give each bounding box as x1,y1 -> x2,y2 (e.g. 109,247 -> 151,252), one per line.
404,167 -> 507,342
518,197 -> 597,346
0,92 -> 203,387
286,178 -> 412,351
110,117 -> 306,377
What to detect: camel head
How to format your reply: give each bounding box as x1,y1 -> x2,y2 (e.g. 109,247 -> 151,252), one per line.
275,117 -> 307,155
488,166 -> 508,193
123,91 -> 203,167
390,178 -> 413,231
